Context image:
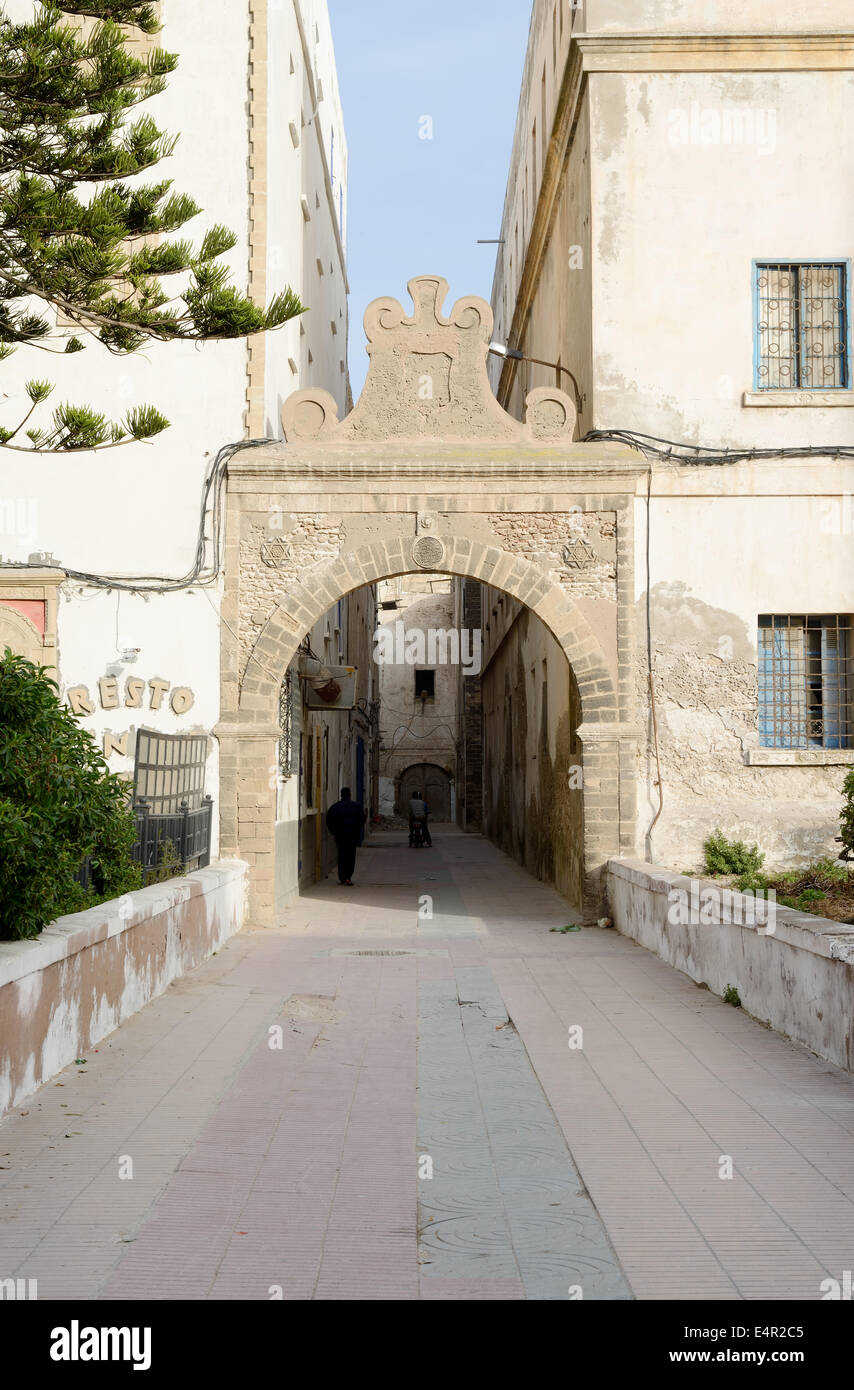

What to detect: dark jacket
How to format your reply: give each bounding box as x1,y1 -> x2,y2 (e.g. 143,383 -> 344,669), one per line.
326,797 -> 367,842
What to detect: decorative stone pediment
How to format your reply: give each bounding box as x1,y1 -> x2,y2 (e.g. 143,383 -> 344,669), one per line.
280,274 -> 577,446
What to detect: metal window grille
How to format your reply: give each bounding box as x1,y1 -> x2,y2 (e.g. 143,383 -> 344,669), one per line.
133,729 -> 209,814
758,615 -> 853,749
755,262 -> 849,389
305,727 -> 315,808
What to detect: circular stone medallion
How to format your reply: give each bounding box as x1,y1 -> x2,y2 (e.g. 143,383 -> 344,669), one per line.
412,535 -> 446,570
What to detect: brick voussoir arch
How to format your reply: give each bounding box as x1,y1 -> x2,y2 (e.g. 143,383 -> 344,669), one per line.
239,543 -> 617,719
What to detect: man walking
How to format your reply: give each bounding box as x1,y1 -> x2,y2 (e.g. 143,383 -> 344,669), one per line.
326,787 -> 368,886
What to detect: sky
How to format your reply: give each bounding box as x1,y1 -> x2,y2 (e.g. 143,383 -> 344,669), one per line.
327,0 -> 533,400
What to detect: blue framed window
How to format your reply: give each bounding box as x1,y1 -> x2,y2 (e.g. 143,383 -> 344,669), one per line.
754,262 -> 850,389
758,615 -> 853,749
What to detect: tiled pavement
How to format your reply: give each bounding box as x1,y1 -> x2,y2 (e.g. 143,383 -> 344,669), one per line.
1,828 -> 853,1300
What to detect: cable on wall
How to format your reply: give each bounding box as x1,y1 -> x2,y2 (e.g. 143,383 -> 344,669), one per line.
644,464 -> 664,860
0,437 -> 274,595
3,429 -> 852,596
583,428 -> 854,467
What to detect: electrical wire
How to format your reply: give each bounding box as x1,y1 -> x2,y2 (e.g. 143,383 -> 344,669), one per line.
644,465 -> 664,858
0,436 -> 274,594
582,428 -> 854,466
4,428 -> 852,595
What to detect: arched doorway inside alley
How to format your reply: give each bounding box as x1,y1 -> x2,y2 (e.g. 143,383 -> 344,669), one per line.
215,276 -> 646,922
397,764 -> 453,822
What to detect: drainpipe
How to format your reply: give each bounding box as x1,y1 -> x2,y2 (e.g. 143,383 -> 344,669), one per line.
644,465 -> 664,861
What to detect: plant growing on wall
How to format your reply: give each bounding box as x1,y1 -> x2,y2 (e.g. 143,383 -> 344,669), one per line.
0,1 -> 304,450
0,648 -> 142,939
703,828 -> 765,888
840,769 -> 854,860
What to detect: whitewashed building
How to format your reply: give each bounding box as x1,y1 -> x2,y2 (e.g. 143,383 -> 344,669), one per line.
484,1 -> 854,873
0,0 -> 355,884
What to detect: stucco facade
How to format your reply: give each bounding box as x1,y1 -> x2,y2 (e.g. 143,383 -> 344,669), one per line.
0,1 -> 350,863
488,3 -> 854,872
478,586 -> 585,906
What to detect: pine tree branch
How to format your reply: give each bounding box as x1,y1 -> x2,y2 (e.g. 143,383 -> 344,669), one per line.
0,1 -> 308,451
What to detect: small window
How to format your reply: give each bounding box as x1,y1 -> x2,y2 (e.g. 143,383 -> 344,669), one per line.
415,670 -> 435,701
758,615 -> 853,749
754,262 -> 849,389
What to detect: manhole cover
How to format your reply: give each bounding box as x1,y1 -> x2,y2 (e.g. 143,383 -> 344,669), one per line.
322,948 -> 448,958
340,949 -> 416,957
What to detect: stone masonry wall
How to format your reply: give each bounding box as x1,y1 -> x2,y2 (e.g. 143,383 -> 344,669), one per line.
488,511 -> 617,601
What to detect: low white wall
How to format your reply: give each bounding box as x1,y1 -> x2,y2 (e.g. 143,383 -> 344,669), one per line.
0,861 -> 248,1116
607,858 -> 854,1073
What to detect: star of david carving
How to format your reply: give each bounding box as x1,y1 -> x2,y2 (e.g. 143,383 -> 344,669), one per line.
261,538 -> 293,568
562,537 -> 596,570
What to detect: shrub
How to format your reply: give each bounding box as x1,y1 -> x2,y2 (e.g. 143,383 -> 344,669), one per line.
703,828 -> 765,881
840,769 -> 854,859
0,649 -> 141,940
149,838 -> 186,884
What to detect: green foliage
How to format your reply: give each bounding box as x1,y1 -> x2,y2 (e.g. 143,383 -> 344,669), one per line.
0,648 -> 141,940
723,984 -> 741,1008
736,867 -> 770,894
840,769 -> 854,858
703,828 -> 765,881
763,858 -> 854,919
0,1 -> 305,451
148,837 -> 185,884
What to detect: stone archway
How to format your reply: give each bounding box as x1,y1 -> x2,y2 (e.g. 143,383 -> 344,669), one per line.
216,275 -> 646,921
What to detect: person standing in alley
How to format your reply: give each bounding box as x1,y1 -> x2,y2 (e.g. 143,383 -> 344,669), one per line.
326,787 -> 368,886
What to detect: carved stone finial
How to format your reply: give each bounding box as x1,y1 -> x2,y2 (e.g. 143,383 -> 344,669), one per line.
281,388 -> 340,443
525,387 -> 577,442
278,275 -> 578,446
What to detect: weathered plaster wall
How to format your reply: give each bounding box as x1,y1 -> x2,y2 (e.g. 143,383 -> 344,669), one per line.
455,578 -> 485,830
589,68 -> 854,446
488,11 -> 854,880
494,101 -> 594,435
0,862 -> 248,1116
582,1 -> 851,33
482,601 -> 585,907
634,476 -> 854,869
377,580 -> 459,816
608,858 -> 854,1073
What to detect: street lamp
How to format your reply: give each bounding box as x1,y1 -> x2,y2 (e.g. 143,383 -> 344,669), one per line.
488,342 -> 583,417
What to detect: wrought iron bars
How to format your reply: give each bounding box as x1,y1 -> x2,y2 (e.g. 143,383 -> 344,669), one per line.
755,262 -> 848,389
758,614 -> 853,749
